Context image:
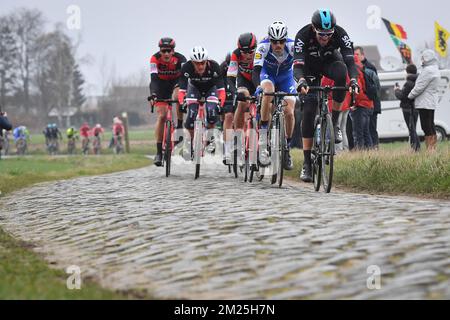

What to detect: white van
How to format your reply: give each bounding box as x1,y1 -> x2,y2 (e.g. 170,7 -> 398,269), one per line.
377,70 -> 450,141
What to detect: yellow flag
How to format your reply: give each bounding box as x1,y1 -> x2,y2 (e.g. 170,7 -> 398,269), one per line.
435,21 -> 450,57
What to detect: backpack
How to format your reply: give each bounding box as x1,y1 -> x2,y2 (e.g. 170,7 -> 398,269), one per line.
362,67 -> 380,101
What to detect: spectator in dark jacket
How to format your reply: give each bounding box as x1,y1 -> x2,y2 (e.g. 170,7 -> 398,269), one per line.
0,107 -> 13,157
394,64 -> 420,151
355,46 -> 381,150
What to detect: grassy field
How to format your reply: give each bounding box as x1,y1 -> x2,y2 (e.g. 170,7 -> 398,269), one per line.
0,152 -> 152,299
286,142 -> 450,199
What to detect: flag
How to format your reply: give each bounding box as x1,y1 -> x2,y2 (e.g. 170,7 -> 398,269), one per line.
435,21 -> 450,57
390,35 -> 412,64
382,18 -> 408,40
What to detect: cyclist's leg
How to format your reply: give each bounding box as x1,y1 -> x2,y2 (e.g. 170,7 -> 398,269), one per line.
222,102 -> 235,161
184,84 -> 201,140
260,70 -> 275,129
172,84 -> 184,129
323,58 -> 347,130
276,72 -> 296,145
234,75 -> 254,131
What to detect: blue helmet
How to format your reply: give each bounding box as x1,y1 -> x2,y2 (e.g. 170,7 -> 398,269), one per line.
312,9 -> 337,31
47,124 -> 52,128
52,123 -> 57,128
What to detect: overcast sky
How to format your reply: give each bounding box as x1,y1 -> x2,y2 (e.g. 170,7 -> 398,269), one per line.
1,0 -> 449,95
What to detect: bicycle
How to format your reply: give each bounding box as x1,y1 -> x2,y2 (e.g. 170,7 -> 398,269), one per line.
149,97 -> 179,177
236,95 -> 261,183
260,92 -> 298,188
47,137 -> 59,155
113,135 -> 124,154
67,136 -> 77,155
306,85 -> 354,193
93,135 -> 102,155
81,137 -> 90,155
16,138 -> 27,156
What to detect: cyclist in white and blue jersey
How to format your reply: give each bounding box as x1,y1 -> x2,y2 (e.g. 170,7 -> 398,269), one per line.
252,21 -> 296,170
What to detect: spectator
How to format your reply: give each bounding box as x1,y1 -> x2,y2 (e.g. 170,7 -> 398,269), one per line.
408,49 -> 441,152
322,76 -> 351,152
0,108 -> 13,158
355,46 -> 381,150
350,54 -> 374,150
394,64 -> 420,151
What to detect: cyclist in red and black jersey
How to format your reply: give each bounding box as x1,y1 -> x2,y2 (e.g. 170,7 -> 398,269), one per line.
227,33 -> 258,151
149,37 -> 187,166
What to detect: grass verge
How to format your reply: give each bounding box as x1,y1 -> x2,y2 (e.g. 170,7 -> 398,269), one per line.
0,153 -> 152,299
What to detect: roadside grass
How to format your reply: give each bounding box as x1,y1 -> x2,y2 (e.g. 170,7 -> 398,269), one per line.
0,151 -> 152,299
286,141 -> 450,199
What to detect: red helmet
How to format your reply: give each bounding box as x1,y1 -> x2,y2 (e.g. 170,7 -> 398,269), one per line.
159,37 -> 176,49
238,33 -> 257,51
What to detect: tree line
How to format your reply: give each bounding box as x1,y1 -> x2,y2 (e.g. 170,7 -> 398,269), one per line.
0,8 -> 86,128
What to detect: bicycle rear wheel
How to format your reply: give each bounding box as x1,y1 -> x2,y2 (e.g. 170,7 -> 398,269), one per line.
233,136 -> 238,179
321,114 -> 335,193
270,117 -> 280,185
165,121 -> 172,177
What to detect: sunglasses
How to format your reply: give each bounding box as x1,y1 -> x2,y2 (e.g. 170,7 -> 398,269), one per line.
240,49 -> 255,54
270,40 -> 286,45
193,61 -> 207,66
161,49 -> 173,54
316,30 -> 334,38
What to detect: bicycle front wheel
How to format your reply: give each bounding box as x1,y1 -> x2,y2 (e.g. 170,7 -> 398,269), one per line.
321,114 -> 335,193
193,120 -> 203,180
165,121 -> 172,178
313,118 -> 322,192
278,115 -> 286,188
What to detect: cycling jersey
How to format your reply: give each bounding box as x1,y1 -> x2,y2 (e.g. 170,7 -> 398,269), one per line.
178,60 -> 226,106
293,24 -> 358,82
220,60 -> 236,112
93,127 -> 104,137
113,123 -> 124,136
252,38 -> 296,93
67,128 -> 77,138
227,49 -> 254,82
150,51 -> 186,100
13,127 -> 27,141
80,125 -> 90,138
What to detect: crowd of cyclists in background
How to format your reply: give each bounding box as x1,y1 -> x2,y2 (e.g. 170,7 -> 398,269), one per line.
0,117 -> 125,157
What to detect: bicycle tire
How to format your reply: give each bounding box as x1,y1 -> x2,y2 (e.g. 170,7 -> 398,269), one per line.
165,121 -> 172,178
321,114 -> 335,193
193,120 -> 203,180
313,118 -> 322,192
278,115 -> 286,188
233,136 -> 238,179
270,117 -> 279,185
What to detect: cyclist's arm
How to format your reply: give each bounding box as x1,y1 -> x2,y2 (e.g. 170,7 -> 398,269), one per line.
178,62 -> 190,104
293,27 -> 308,82
149,55 -> 160,95
336,26 -> 358,81
212,61 -> 226,106
227,52 -> 239,92
252,42 -> 268,88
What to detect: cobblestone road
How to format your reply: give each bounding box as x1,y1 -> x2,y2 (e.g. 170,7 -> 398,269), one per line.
1,159 -> 449,299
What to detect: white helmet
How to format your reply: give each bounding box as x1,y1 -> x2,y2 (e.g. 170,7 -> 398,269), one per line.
190,46 -> 209,62
268,21 -> 288,41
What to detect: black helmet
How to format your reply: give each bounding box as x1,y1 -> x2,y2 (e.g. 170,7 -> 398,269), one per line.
312,9 -> 336,31
238,33 -> 257,51
159,37 -> 176,49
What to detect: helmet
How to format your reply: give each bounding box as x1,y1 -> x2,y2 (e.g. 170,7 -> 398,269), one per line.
158,37 -> 176,49
312,9 -> 336,31
238,32 -> 257,50
113,117 -> 122,124
96,124 -> 101,128
190,46 -> 208,62
52,123 -> 57,128
268,21 -> 288,41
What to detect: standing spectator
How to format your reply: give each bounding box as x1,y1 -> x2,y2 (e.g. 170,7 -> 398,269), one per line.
394,64 -> 420,151
0,108 -> 13,158
355,46 -> 381,150
350,54 -> 374,150
322,76 -> 351,152
408,50 -> 441,152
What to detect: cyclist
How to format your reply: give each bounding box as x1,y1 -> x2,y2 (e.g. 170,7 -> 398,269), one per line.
43,124 -> 52,147
13,125 -> 29,153
220,52 -> 237,164
178,46 -> 226,157
252,22 -> 296,170
66,126 -> 78,153
149,37 -> 187,167
112,117 -> 125,151
227,32 -> 258,163
50,123 -> 63,152
293,9 -> 359,182
80,122 -> 91,152
92,123 -> 105,153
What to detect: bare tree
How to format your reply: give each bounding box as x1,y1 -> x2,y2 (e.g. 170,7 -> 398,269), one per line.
0,15 -> 19,108
10,8 -> 45,113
